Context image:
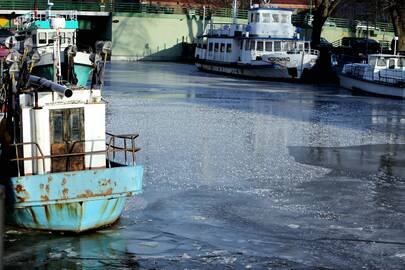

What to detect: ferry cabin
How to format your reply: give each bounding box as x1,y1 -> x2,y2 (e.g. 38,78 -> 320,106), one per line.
196,37 -> 312,64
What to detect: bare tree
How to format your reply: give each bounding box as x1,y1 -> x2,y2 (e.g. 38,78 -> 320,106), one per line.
381,0 -> 405,52
311,0 -> 345,47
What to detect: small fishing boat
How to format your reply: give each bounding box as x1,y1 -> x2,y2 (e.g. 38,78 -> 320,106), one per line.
0,36 -> 143,232
13,1 -> 92,87
339,54 -> 405,98
194,0 -> 320,80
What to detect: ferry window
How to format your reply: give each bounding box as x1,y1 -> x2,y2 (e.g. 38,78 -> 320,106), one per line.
244,40 -> 250,51
226,44 -> 232,53
265,41 -> 273,52
214,43 -> 219,52
281,14 -> 289,23
255,13 -> 260,23
250,40 -> 256,50
257,41 -> 264,51
377,58 -> 387,67
262,13 -> 271,23
220,43 -> 225,52
399,58 -> 405,67
389,59 -> 396,69
298,43 -> 304,51
38,32 -> 47,44
208,43 -> 213,52
282,42 -> 290,51
250,13 -> 254,23
272,14 -> 280,23
274,41 -> 281,51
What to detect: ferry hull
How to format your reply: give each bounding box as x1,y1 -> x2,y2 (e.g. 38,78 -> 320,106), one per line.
339,74 -> 405,99
195,62 -> 300,80
5,165 -> 143,232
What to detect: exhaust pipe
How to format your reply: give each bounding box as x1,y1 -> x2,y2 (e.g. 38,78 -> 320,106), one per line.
29,75 -> 73,98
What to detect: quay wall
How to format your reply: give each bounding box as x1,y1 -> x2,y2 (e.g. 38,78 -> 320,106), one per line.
110,13 -> 394,61
111,13 -> 236,61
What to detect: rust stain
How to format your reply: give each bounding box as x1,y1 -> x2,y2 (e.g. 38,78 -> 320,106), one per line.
41,195 -> 49,201
47,176 -> 52,183
77,188 -> 113,198
62,188 -> 69,199
61,178 -> 67,186
99,179 -> 112,187
110,199 -> 119,214
45,184 -> 50,193
15,184 -> 25,193
44,205 -> 50,222
28,207 -> 38,224
39,183 -> 44,189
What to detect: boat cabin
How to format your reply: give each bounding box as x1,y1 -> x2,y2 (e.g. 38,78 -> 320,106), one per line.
368,54 -> 405,70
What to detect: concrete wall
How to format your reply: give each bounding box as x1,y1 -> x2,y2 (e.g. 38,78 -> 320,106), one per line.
111,13 -> 236,61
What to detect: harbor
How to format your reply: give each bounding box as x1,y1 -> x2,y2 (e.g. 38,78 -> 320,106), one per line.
4,62 -> 405,269
1,0 -> 405,269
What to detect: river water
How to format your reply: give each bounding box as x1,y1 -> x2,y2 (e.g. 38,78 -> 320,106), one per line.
4,62 -> 405,269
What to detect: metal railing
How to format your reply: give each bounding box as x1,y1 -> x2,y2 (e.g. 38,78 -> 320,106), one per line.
345,65 -> 405,87
9,132 -> 141,176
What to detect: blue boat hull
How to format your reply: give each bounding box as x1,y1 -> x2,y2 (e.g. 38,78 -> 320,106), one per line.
5,165 -> 143,232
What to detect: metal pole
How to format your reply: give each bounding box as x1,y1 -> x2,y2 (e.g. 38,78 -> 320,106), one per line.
0,185 -> 4,270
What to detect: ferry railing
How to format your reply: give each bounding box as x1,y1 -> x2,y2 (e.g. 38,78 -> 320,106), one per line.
9,133 -> 141,176
347,65 -> 405,87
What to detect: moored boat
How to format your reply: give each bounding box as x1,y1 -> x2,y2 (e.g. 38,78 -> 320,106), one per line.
194,0 -> 319,80
339,54 -> 405,98
0,37 -> 143,232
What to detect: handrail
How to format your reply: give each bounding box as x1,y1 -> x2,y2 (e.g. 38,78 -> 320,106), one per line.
9,132 -> 141,176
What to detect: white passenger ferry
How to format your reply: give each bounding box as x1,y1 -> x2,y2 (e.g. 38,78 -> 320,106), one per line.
195,1 -> 319,80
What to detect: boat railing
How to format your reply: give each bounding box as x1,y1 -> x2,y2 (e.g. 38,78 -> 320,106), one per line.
9,132 -> 141,176
346,65 -> 405,87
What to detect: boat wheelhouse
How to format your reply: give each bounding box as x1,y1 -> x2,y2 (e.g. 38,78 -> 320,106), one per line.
15,9 -> 92,87
195,2 -> 319,80
339,54 -> 405,98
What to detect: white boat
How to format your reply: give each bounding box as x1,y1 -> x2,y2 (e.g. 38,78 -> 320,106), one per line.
339,54 -> 405,98
194,0 -> 319,80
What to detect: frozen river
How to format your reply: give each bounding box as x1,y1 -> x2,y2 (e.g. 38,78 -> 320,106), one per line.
4,62 -> 405,269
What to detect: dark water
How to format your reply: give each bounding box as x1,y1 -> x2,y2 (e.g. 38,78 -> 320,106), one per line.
5,62 -> 405,269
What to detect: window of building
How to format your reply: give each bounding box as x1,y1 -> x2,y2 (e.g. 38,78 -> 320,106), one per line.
274,41 -> 281,51
272,14 -> 280,23
256,41 -> 264,51
226,43 -> 232,53
265,41 -> 273,52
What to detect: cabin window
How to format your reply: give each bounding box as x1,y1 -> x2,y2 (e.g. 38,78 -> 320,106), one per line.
255,13 -> 260,23
262,13 -> 271,23
281,14 -> 289,23
377,58 -> 387,67
244,40 -> 250,51
250,40 -> 256,50
274,41 -> 281,51
70,112 -> 81,141
38,32 -> 47,44
282,42 -> 289,51
298,43 -> 304,51
369,57 -> 377,67
208,43 -> 213,52
389,59 -> 396,69
272,14 -> 280,23
214,43 -> 219,52
250,13 -> 254,23
226,44 -> 232,53
52,111 -> 64,143
220,43 -> 225,53
265,41 -> 273,52
398,58 -> 405,68
257,41 -> 264,51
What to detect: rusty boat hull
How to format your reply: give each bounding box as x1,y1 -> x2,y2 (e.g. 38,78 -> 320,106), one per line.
5,165 -> 143,232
